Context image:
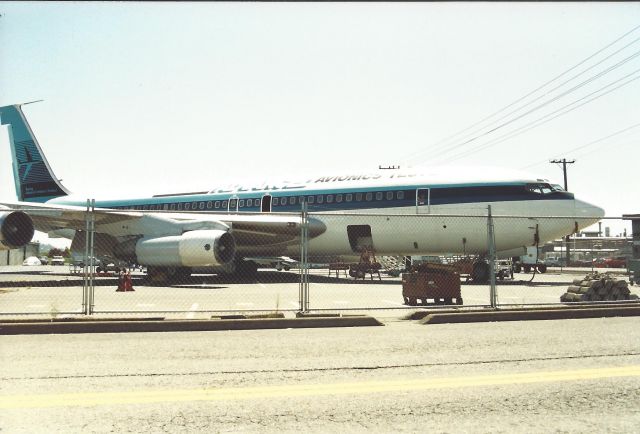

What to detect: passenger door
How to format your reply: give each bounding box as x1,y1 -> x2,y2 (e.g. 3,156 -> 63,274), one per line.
261,194 -> 272,212
416,188 -> 430,214
228,195 -> 239,213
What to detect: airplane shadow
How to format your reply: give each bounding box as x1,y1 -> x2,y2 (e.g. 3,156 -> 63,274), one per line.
153,271 -> 400,287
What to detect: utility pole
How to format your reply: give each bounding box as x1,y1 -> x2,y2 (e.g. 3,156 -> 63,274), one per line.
550,159 -> 576,266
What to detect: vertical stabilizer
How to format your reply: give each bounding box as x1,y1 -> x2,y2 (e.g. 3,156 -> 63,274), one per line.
0,104 -> 69,202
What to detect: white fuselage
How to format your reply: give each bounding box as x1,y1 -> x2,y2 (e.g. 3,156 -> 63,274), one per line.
50,166 -> 604,262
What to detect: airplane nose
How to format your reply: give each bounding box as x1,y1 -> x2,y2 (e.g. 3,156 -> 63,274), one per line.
574,199 -> 605,218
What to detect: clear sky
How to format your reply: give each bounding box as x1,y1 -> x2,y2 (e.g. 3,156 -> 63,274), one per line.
1,2 -> 638,239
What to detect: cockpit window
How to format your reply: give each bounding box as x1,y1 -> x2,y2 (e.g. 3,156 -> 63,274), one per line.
526,183 -> 561,194
526,184 -> 542,194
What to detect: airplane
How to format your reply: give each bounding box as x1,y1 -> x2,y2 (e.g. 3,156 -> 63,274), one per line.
0,103 -> 604,282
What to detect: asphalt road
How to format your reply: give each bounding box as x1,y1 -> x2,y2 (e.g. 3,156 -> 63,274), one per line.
1,317 -> 639,433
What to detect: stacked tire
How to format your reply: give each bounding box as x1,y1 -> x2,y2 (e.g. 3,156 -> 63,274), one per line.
561,272 -> 639,302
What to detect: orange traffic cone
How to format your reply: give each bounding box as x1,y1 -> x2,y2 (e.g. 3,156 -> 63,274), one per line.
124,271 -> 135,292
116,271 -> 125,292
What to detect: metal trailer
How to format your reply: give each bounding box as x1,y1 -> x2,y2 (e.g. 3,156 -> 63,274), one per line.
401,263 -> 463,306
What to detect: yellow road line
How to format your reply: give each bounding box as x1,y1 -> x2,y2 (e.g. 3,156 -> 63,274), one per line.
2,365 -> 639,409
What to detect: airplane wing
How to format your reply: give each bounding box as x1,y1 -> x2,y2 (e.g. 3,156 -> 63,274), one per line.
0,201 -> 326,247
1,201 -> 142,233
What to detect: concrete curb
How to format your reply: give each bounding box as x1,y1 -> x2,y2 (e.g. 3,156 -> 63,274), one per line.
407,302 -> 640,321
420,306 -> 640,324
0,316 -> 383,335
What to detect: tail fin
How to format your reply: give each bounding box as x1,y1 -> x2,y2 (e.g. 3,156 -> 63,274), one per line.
0,103 -> 69,202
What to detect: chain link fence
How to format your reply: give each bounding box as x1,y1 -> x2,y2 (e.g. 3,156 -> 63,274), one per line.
1,204 -> 637,319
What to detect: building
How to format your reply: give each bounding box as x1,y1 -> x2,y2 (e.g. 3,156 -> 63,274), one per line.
543,235 -> 632,263
0,242 -> 41,266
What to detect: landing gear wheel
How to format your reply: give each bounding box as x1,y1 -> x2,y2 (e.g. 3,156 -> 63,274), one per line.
236,261 -> 259,280
537,264 -> 547,273
523,264 -> 531,273
471,261 -> 490,283
146,266 -> 167,284
145,266 -> 191,285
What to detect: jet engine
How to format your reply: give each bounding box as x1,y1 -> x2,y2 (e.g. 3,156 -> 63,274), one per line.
115,229 -> 236,267
0,211 -> 35,250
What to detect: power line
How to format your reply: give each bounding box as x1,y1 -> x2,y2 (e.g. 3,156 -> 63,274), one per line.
520,121 -> 640,170
571,137 -> 637,161
401,23 -> 640,165
439,67 -> 640,164
427,48 -> 640,161
420,37 -> 640,163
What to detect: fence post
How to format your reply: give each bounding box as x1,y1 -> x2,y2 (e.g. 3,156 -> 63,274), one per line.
82,200 -> 89,314
88,199 -> 95,314
82,199 -> 96,315
298,202 -> 309,313
487,205 -> 497,308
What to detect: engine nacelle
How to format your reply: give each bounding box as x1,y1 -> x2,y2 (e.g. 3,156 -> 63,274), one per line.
0,211 -> 35,250
121,230 -> 236,267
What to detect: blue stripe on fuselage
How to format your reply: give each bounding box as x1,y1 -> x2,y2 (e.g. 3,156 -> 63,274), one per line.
51,182 -> 574,212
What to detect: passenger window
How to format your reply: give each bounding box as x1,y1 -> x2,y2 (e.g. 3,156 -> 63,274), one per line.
215,201 -> 220,209
336,194 -> 343,203
273,197 -> 279,206
397,191 -> 404,200
207,201 -> 213,209
298,196 -> 304,204
246,199 -> 252,207
308,196 -> 315,204
170,203 -> 176,210
289,196 -> 295,205
356,193 -> 363,201
366,193 -> 373,201
317,195 -> 324,204
199,202 -> 205,210
229,199 -> 237,208
346,194 -> 352,202
163,204 -> 169,210
222,200 -> 228,208
192,202 -> 198,209
376,192 -> 383,201
327,195 -> 334,203
239,199 -> 245,207
386,191 -> 393,200
185,203 -> 190,210
177,203 -> 183,210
